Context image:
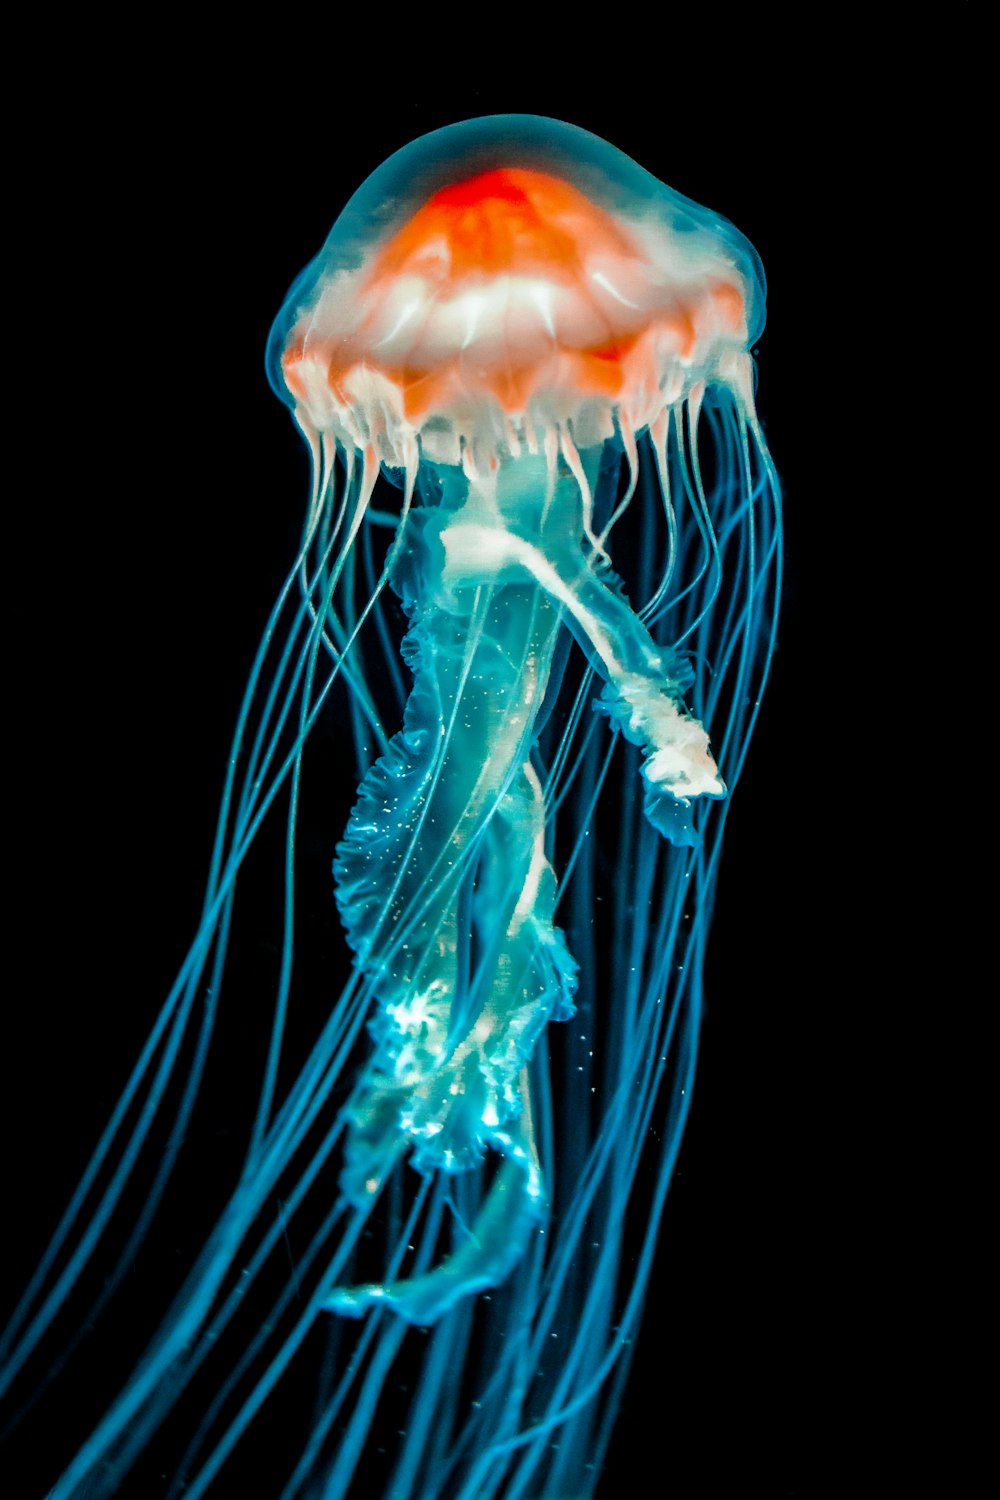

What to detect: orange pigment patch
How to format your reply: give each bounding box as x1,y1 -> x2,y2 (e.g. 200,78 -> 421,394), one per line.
282,171 -> 743,426
368,167 -> 639,284
282,357 -> 307,403
572,339 -> 633,399
390,367 -> 456,425
709,280 -> 746,331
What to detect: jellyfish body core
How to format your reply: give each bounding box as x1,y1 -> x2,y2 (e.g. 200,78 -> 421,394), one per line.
3,117 -> 780,1499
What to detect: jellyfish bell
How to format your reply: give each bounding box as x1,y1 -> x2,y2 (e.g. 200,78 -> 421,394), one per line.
3,115 -> 781,1500
270,117 -> 763,470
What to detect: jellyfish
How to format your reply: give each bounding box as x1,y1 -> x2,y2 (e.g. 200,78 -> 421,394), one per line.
1,116 -> 781,1499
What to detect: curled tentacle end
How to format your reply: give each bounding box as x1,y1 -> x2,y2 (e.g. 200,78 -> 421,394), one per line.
324,1144 -> 545,1326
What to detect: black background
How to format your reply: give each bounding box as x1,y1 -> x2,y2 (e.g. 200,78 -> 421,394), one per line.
3,25 -> 971,1498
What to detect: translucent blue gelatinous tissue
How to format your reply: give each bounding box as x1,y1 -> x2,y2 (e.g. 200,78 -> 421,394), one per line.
3,116 -> 781,1499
